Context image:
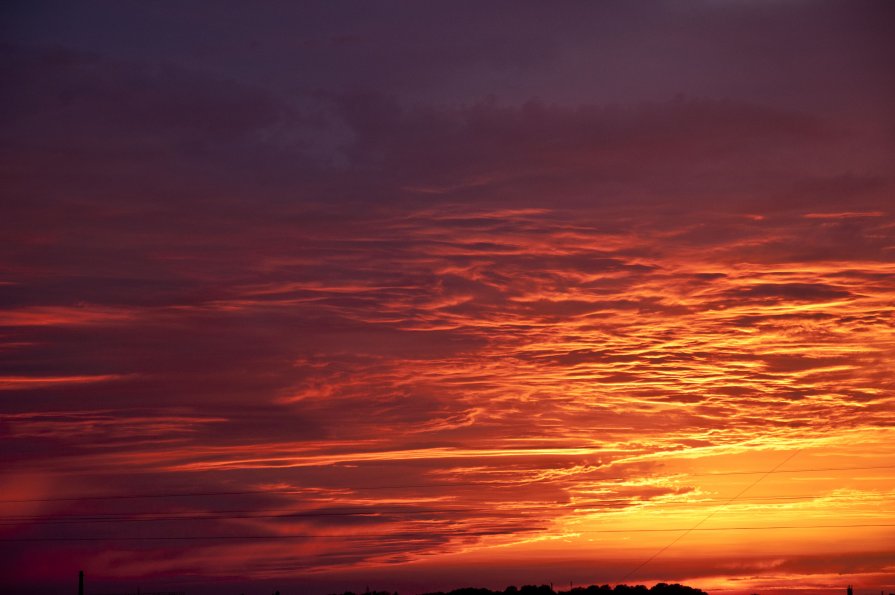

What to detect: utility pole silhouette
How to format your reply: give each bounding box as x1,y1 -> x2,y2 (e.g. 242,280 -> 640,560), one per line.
79,570 -> 84,595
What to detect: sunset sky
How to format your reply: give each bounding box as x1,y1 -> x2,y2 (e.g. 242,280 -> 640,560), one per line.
2,2 -> 894,594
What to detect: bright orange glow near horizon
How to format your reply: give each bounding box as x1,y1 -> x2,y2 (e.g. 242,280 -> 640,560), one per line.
1,3 -> 894,595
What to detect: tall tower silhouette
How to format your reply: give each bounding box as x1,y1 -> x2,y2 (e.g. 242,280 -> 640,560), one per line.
79,571 -> 84,595
847,586 -> 853,595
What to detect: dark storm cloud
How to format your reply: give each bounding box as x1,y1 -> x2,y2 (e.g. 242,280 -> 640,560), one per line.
5,1 -> 894,108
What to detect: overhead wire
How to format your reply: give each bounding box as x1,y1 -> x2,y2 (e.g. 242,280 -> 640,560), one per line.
621,449 -> 803,581
1,522 -> 894,542
1,463 -> 892,504
3,456 -> 893,551
0,493 -> 892,525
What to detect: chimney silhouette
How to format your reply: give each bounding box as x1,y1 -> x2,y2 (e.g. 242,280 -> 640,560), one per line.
79,571 -> 84,595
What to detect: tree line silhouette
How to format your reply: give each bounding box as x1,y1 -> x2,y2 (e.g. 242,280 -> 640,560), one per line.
332,582 -> 709,595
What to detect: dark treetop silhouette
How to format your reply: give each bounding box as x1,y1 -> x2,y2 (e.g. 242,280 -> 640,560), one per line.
332,582 -> 709,595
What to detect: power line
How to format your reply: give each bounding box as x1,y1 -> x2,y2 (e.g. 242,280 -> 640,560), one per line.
1,493 -> 891,525
4,492 -> 887,519
2,522 -> 894,542
2,463 -> 892,504
0,485 -> 481,504
0,489 -> 302,504
577,522 -> 895,533
621,448 -> 803,581
0,507 -> 533,525
686,464 -> 895,477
